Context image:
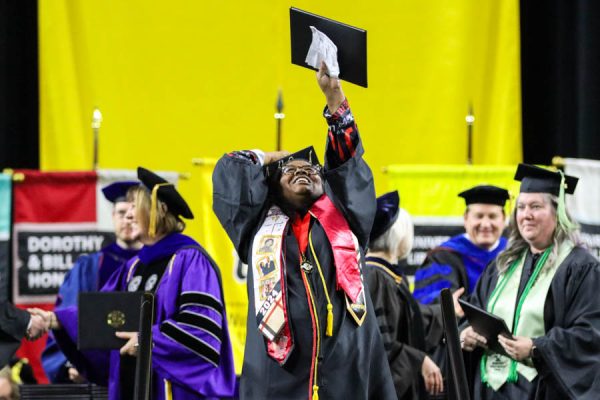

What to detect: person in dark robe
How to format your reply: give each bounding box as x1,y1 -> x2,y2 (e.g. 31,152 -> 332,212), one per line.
42,180 -> 143,383
32,168 -> 236,400
365,190 -> 466,399
414,185 -> 510,304
212,62 -> 396,400
461,163 -> 600,400
0,301 -> 48,368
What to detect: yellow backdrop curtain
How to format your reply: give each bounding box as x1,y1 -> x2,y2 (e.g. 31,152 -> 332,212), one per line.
39,0 -> 522,372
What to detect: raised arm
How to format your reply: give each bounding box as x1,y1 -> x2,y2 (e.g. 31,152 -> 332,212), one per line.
317,61 -> 345,115
317,63 -> 375,246
212,150 -> 273,263
413,250 -> 466,304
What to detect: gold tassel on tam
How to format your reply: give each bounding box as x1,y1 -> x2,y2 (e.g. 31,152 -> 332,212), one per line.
326,304 -> 333,337
148,183 -> 172,238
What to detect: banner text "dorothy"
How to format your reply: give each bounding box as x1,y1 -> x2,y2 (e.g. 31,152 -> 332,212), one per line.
27,235 -> 105,253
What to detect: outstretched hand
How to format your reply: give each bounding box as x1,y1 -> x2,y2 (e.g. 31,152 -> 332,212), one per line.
317,61 -> 345,114
28,308 -> 60,331
26,313 -> 49,340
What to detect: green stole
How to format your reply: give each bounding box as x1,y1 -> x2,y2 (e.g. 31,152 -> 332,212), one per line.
481,241 -> 573,391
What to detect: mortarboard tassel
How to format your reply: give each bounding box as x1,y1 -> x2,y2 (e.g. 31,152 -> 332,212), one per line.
556,171 -> 577,232
326,304 -> 333,337
148,183 -> 172,238
312,385 -> 319,400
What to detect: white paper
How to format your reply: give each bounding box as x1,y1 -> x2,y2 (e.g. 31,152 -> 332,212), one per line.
305,26 -> 340,78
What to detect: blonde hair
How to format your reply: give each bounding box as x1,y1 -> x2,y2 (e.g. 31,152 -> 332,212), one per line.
128,186 -> 185,236
496,193 -> 581,273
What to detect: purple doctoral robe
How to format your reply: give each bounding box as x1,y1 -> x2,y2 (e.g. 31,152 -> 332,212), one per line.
53,233 -> 236,400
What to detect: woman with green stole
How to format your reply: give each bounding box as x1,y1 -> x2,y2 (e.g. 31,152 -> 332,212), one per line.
460,163 -> 600,400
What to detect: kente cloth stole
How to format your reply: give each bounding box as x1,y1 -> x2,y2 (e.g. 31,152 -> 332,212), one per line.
483,242 -> 573,391
251,195 -> 366,364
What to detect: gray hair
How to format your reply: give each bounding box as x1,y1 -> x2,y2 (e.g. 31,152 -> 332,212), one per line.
496,193 -> 581,273
370,208 -> 414,262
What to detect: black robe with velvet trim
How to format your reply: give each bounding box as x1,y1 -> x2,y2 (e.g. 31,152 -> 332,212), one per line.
213,138 -> 395,399
364,256 -> 445,400
465,246 -> 600,400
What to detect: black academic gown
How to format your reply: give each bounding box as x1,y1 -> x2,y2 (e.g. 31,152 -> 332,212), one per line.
364,256 -> 444,400
466,246 -> 600,400
0,301 -> 30,366
213,144 -> 395,399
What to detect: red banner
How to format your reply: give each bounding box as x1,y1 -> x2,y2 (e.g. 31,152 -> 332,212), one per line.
12,170 -> 98,383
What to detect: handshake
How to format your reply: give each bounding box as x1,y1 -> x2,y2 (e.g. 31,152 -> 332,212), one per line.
25,308 -> 58,341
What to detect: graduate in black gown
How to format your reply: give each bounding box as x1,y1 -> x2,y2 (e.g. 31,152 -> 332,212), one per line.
212,62 -> 395,400
461,164 -> 600,400
365,191 -> 466,399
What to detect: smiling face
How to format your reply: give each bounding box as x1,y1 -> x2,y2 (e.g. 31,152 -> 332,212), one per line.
516,192 -> 557,252
463,204 -> 506,250
278,159 -> 324,211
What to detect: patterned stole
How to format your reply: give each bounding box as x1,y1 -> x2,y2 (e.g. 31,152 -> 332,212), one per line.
251,206 -> 292,364
251,195 -> 366,364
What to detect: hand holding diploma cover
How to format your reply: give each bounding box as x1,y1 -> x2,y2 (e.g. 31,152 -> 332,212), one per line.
305,26 -> 340,78
290,7 -> 368,87
459,299 -> 514,357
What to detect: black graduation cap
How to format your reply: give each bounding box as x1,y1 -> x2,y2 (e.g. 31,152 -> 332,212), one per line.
458,185 -> 510,207
101,181 -> 139,203
137,167 -> 194,219
370,191 -> 400,243
514,163 -> 578,196
290,7 -> 368,87
263,146 -> 321,178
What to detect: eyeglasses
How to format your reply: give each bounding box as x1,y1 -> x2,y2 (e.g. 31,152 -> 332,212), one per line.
281,165 -> 321,176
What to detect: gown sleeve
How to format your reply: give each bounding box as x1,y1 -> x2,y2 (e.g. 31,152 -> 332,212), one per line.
151,249 -> 234,396
532,252 -> 600,399
413,249 -> 466,304
212,151 -> 269,263
419,303 -> 445,351
54,253 -> 100,308
0,301 -> 29,340
51,261 -> 127,385
42,253 -> 102,382
365,268 -> 425,397
322,99 -> 376,248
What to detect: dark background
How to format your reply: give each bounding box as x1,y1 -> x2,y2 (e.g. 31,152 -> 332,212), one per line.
0,0 -> 39,170
520,0 -> 600,163
1,1 -> 600,169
